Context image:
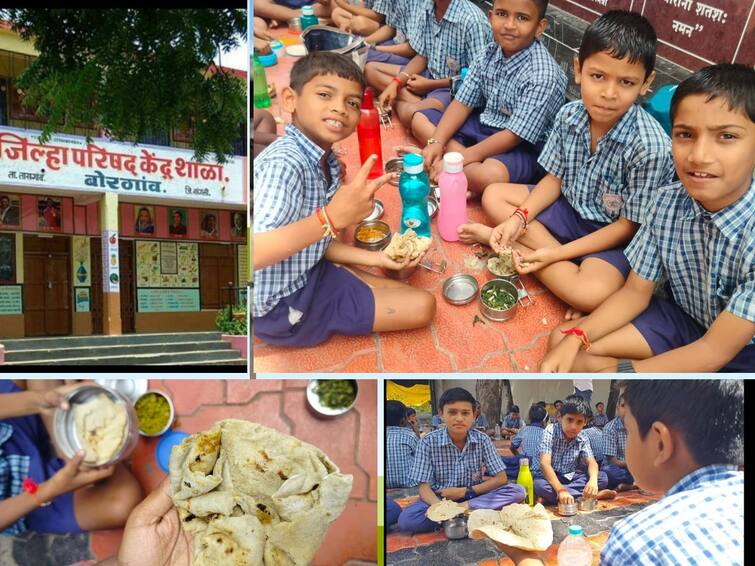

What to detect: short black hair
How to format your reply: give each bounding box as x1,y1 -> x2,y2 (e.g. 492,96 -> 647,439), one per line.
596,402 -> 604,408
559,394 -> 590,418
528,404 -> 547,424
578,10 -> 656,79
439,387 -> 477,411
621,380 -> 743,467
510,405 -> 520,413
670,64 -> 755,124
289,51 -> 365,94
536,401 -> 546,408
386,400 -> 407,427
405,407 -> 417,417
493,0 -> 549,19
554,400 -> 562,406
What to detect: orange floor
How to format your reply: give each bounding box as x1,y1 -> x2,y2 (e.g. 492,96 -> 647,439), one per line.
253,28 -> 568,373
89,379 -> 377,565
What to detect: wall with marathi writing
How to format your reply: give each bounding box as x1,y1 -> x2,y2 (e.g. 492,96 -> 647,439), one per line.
549,0 -> 754,71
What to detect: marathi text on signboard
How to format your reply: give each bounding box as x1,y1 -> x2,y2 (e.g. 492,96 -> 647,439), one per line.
0,285 -> 23,315
137,288 -> 201,312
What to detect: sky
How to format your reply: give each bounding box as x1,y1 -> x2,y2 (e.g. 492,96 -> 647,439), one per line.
214,38 -> 248,72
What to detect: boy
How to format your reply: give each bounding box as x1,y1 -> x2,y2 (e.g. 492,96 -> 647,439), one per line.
371,0 -> 492,126
501,405 -> 524,438
364,0 -> 418,67
542,63 -> 755,372
491,380 -> 743,565
580,410 -> 605,466
253,53 -> 436,347
506,404 -> 548,479
397,388 -> 526,533
405,407 -> 421,437
602,396 -> 635,490
593,401 -> 608,428
535,395 -> 611,505
548,399 -> 561,424
386,400 -> 419,488
332,0 -> 384,37
413,0 -> 566,192
461,11 -> 674,320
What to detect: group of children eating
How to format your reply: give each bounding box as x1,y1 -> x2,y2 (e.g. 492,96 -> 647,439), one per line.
384,381 -> 743,564
253,0 -> 754,372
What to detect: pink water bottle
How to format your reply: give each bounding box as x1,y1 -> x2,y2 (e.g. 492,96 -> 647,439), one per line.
437,152 -> 468,241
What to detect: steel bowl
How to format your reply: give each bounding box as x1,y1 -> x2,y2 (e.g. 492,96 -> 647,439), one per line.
485,262 -> 519,284
558,501 -> 578,516
54,384 -> 139,467
442,274 -> 479,305
287,18 -> 302,32
385,157 -> 403,186
354,220 -> 391,251
479,279 -> 518,322
443,516 -> 468,539
383,264 -> 418,280
363,199 -> 384,221
306,380 -> 359,417
134,390 -> 175,437
577,497 -> 597,511
427,196 -> 439,218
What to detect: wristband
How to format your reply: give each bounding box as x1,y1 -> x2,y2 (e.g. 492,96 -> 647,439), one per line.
465,486 -> 476,500
617,359 -> 636,373
426,138 -> 438,146
512,210 -> 527,229
514,208 -> 529,220
315,207 -> 337,239
391,76 -> 402,90
22,477 -> 51,507
560,327 -> 591,351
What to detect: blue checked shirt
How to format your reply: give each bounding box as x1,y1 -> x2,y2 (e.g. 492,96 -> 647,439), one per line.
386,0 -> 419,36
625,180 -> 755,345
410,428 -> 506,490
253,124 -> 341,318
455,39 -> 565,146
539,421 -> 594,476
603,417 -> 627,461
538,101 -> 674,225
503,415 -> 524,430
593,414 -> 609,428
0,423 -> 30,535
581,426 -> 604,463
386,426 -> 419,488
511,424 -> 545,475
407,0 -> 491,80
367,0 -> 388,16
602,465 -> 743,565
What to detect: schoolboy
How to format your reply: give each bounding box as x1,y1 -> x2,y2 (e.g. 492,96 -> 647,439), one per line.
492,380 -> 743,565
534,395 -> 611,505
542,63 -> 755,372
364,0 -> 418,67
593,401 -> 608,428
371,0 -> 492,126
461,11 -> 674,320
412,0 -> 566,192
397,388 -> 526,533
548,399 -> 561,424
405,407 -> 421,437
254,53 -> 436,347
507,404 -> 548,478
502,405 -> 525,438
602,396 -> 634,490
386,400 -> 419,488
332,0 -> 385,37
580,411 -> 605,466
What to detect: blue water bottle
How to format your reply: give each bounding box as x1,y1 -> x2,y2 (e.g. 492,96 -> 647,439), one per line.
399,153 -> 431,238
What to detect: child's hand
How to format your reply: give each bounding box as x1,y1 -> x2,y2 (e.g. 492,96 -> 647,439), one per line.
557,489 -> 574,505
513,247 -> 558,274
422,142 -> 444,175
46,450 -> 115,498
490,217 -> 524,252
327,155 -> 393,229
406,75 -> 434,96
438,487 -> 467,501
491,542 -> 545,565
33,384 -> 81,416
376,248 -> 425,271
540,335 -> 581,373
583,479 -> 599,499
378,82 -> 399,110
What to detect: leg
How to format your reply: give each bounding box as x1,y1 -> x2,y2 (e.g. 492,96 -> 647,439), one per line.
409,112 -> 437,146
331,7 -> 353,30
254,0 -> 300,23
465,160 -> 510,195
254,108 -> 278,158
349,15 -> 380,36
397,499 -> 439,534
467,483 -> 526,510
386,498 -> 402,527
603,464 -> 635,489
533,476 -> 558,505
73,463 -> 143,531
364,62 -> 402,92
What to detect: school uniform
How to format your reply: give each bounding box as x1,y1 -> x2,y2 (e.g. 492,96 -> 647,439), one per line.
386,497 -> 402,527
533,421 -> 608,505
601,465 -> 743,565
419,38 -> 565,184
366,0 -> 416,66
253,124 -> 375,346
503,414 -> 524,431
602,416 -> 633,488
580,426 -> 605,466
593,414 -> 609,428
397,428 -> 525,533
624,179 -> 755,372
386,426 -> 419,488
504,423 -> 546,480
535,101 -> 674,277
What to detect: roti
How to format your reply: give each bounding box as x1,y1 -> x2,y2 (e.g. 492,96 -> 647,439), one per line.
426,499 -> 466,522
468,503 -> 553,551
73,393 -> 127,465
384,229 -> 431,262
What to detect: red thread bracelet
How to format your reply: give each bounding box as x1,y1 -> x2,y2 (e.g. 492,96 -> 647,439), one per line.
23,477 -> 51,507
515,207 -> 529,219
322,206 -> 338,236
391,76 -> 402,90
560,327 -> 592,351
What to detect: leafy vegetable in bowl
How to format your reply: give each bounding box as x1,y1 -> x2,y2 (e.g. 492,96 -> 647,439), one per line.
482,286 -> 516,310
315,380 -> 357,409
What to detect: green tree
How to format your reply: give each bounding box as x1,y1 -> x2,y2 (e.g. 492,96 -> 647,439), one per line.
2,8 -> 246,163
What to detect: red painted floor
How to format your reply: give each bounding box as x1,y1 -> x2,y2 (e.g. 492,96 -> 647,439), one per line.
90,379 -> 377,565
253,28 -> 568,373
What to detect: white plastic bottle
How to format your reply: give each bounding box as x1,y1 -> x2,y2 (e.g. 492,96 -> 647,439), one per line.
495,422 -> 501,440
557,525 -> 593,566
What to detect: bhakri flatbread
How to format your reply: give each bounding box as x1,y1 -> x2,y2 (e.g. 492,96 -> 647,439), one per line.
468,503 -> 553,551
384,229 -> 431,262
73,393 -> 127,465
426,498 -> 466,522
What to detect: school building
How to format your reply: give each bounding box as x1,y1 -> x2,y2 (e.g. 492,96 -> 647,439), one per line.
0,23 -> 248,345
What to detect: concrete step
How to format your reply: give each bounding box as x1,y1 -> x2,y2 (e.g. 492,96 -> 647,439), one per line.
2,349 -> 243,366
3,340 -> 231,363
0,332 -> 223,351
155,359 -> 248,366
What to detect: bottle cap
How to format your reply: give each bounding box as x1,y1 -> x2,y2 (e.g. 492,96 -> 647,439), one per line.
460,67 -> 468,80
443,151 -> 464,173
568,525 -> 583,536
403,152 -> 424,174
302,5 -> 315,15
520,458 -> 529,466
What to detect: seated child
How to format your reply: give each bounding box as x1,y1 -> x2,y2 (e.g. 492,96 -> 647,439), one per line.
332,0 -> 385,36
534,395 -> 612,505
370,0 -> 492,126
543,63 -> 755,372
386,401 -> 419,489
0,381 -> 142,535
386,497 -> 402,528
505,404 -> 548,480
413,0 -> 566,193
491,380 -> 744,566
548,399 -> 561,424
602,396 -> 635,490
254,0 -> 332,26
502,405 -> 525,438
397,388 -> 525,533
593,401 -> 609,428
253,53 -> 436,347
405,407 -> 421,437
364,0 -> 418,67
253,107 -> 278,158
580,412 -> 605,466
463,10 -> 674,319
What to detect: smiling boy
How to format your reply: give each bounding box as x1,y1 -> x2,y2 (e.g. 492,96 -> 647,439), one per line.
397,388 -> 525,533
542,63 -> 755,372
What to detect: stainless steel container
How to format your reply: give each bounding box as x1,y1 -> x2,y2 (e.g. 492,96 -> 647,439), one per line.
363,199 -> 385,221
558,501 -> 578,516
354,220 -> 391,251
287,18 -> 302,32
442,274 -> 479,305
385,157 -> 403,186
443,516 -> 468,539
134,390 -> 176,437
427,196 -> 439,218
479,279 -> 518,322
306,380 -> 359,417
577,497 -> 597,511
54,384 -> 139,467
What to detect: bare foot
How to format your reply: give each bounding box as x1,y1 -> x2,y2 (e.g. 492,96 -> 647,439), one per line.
616,483 -> 637,492
564,307 -> 584,321
458,222 -> 493,245
596,489 -> 617,500
466,190 -> 474,200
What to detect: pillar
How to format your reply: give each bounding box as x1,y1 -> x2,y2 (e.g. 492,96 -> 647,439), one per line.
99,192 -> 122,335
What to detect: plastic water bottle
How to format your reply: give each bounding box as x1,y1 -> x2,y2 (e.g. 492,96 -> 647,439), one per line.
399,153 -> 431,238
495,423 -> 501,440
300,5 -> 319,32
557,525 -> 593,566
450,67 -> 469,97
516,458 -> 534,506
253,54 -> 271,109
437,152 -> 468,241
357,88 -> 383,179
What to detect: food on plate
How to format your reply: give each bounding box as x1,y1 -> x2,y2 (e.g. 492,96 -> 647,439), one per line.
355,225 -> 388,243
426,498 -> 466,522
73,393 -> 128,465
384,229 -> 431,262
468,503 -> 553,550
134,392 -> 171,435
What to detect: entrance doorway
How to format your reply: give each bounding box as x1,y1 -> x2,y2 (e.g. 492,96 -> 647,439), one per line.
119,239 -> 135,333
23,235 -> 72,337
199,243 -> 236,309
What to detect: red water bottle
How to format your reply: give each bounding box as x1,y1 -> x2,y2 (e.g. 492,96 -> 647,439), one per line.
357,88 -> 383,179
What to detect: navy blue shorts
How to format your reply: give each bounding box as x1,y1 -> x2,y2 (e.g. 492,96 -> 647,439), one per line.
0,381 -> 81,534
254,260 -> 376,347
275,0 -> 311,8
366,40 -> 412,66
530,185 -> 631,277
419,90 -> 545,185
631,295 -> 755,372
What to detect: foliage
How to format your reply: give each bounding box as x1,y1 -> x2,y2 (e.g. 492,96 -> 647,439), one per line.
215,303 -> 247,335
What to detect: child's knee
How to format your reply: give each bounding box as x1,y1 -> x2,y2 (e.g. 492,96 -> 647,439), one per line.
409,112 -> 426,138
481,183 -> 511,215
416,290 -> 436,325
548,321 -> 572,348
